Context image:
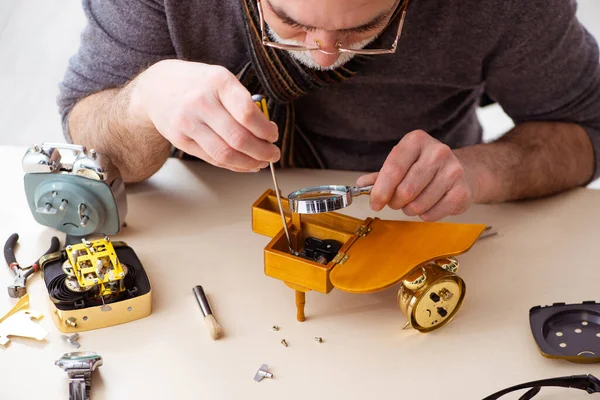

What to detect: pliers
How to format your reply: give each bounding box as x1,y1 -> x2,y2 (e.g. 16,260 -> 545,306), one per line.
4,233 -> 60,298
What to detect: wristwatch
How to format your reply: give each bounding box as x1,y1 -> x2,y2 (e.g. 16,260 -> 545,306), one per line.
55,352 -> 103,400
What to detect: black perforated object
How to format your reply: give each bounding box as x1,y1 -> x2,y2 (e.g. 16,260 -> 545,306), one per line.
529,301 -> 600,363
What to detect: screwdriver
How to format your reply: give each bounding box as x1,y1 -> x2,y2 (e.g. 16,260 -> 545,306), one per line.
252,94 -> 295,255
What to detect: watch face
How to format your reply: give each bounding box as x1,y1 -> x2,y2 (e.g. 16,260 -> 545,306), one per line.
61,351 -> 102,362
56,351 -> 103,372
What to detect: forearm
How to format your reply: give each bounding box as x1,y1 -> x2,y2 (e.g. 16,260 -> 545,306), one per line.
455,121 -> 595,203
67,81 -> 171,183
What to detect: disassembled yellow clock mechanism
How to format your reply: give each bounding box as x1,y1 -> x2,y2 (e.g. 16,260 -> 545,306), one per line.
62,237 -> 127,297
39,236 -> 151,333
252,189 -> 487,332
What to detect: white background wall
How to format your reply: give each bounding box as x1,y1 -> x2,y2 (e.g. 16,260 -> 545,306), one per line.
1,0 -> 599,186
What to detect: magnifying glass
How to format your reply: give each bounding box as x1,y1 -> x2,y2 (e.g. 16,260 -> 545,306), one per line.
288,185 -> 373,214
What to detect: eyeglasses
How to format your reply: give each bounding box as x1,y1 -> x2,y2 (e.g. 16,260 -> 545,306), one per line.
482,374 -> 600,400
256,0 -> 409,55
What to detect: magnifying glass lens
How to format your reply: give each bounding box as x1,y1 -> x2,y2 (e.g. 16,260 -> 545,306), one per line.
294,189 -> 344,200
288,185 -> 372,214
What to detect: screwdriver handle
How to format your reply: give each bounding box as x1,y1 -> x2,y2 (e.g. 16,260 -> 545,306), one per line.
252,94 -> 270,119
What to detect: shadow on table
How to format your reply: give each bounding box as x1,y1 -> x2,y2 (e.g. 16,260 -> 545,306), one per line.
306,285 -> 400,321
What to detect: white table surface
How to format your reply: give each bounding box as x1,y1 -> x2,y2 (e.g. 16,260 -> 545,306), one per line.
1,145 -> 599,400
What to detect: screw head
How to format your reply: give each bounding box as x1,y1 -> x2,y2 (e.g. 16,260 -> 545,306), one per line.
254,364 -> 273,382
272,325 -> 279,331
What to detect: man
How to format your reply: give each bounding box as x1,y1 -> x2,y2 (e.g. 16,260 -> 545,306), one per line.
58,0 -> 600,221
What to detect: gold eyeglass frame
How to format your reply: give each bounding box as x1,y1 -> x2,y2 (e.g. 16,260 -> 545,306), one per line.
256,0 -> 409,55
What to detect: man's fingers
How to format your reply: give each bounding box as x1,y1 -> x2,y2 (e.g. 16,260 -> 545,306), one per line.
185,122 -> 269,172
418,185 -> 472,221
355,128 -> 471,220
216,76 -> 279,144
394,143 -> 460,212
173,135 -> 260,173
402,155 -> 470,218
356,172 -> 378,187
400,169 -> 452,216
203,95 -> 280,163
388,158 -> 439,210
369,131 -> 426,211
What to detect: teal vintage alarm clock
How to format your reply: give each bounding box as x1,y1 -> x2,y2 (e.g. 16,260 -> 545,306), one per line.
22,143 -> 127,237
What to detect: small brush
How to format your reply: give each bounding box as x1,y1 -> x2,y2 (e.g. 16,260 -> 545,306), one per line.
193,285 -> 224,340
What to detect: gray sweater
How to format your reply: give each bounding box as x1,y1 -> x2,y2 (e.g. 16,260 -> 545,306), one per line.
58,0 -> 600,178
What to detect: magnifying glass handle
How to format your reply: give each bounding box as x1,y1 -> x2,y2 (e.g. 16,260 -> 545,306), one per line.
349,185 -> 373,197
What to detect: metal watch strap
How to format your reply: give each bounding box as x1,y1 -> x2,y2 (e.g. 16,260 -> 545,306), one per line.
67,368 -> 92,400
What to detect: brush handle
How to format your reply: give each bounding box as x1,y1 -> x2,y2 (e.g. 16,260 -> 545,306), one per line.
193,285 -> 213,317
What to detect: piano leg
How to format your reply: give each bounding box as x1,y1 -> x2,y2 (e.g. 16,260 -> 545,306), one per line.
295,290 -> 306,322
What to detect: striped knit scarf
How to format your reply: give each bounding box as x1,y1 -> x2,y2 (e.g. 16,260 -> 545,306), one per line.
239,0 -> 405,168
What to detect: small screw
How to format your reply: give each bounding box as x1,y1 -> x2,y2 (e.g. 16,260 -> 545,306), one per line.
314,337 -> 323,343
254,364 -> 273,382
61,333 -> 81,349
65,317 -> 77,327
281,339 -> 288,347
272,325 -> 279,331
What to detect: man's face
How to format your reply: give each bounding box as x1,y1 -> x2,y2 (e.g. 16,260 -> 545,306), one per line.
262,0 -> 398,70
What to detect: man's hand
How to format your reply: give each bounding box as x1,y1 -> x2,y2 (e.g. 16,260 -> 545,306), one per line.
356,130 -> 479,221
129,59 -> 280,172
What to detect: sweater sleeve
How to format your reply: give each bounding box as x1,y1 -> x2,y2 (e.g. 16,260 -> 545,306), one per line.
57,0 -> 175,142
483,0 -> 600,181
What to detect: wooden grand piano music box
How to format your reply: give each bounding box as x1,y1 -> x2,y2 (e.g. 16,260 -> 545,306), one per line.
251,188 -> 487,332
